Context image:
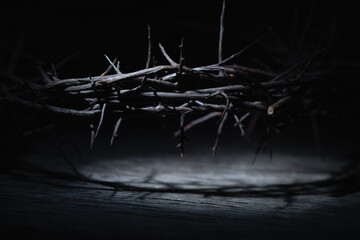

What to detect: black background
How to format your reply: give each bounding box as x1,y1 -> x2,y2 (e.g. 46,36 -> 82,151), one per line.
2,1 -> 359,75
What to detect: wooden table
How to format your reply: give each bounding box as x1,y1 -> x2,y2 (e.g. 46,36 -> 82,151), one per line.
1,124 -> 360,239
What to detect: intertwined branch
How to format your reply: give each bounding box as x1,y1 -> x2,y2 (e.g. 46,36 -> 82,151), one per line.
0,1 -> 351,157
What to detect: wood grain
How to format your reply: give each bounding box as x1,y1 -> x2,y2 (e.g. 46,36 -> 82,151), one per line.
1,144 -> 360,239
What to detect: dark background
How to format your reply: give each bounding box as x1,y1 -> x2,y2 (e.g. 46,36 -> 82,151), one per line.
2,1 -> 360,75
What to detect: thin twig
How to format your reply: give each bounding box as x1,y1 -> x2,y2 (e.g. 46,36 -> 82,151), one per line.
1,95 -> 101,116
146,25 -> 152,69
116,61 -> 121,71
51,63 -> 58,79
110,116 -> 122,145
179,38 -> 184,74
104,54 -> 121,74
95,103 -> 107,138
270,44 -> 333,82
101,57 -> 118,76
158,43 -> 177,66
36,66 -> 52,83
177,112 -> 186,158
233,112 -> 250,137
294,58 -> 313,82
218,92 -> 230,124
212,111 -> 228,158
218,0 -> 225,63
173,112 -> 220,137
90,123 -> 96,149
217,35 -> 265,66
240,112 -> 251,122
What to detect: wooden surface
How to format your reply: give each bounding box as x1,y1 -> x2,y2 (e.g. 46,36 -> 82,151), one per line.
1,127 -> 360,239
